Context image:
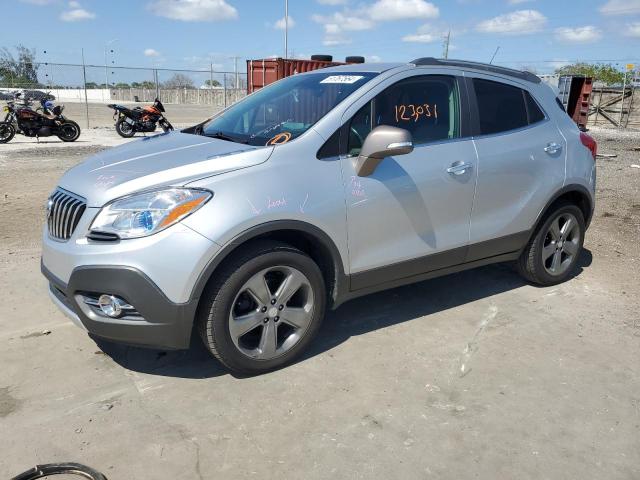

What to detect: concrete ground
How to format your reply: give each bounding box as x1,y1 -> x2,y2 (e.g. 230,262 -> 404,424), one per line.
0,127 -> 639,479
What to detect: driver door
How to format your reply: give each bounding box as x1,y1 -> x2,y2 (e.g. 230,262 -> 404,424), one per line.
341,73 -> 478,290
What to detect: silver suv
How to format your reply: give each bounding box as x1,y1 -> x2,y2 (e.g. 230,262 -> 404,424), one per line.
42,58 -> 597,374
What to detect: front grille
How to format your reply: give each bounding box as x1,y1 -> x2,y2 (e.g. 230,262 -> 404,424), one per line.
47,188 -> 86,241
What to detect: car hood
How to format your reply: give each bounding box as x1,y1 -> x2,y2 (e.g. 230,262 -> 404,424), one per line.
58,131 -> 273,207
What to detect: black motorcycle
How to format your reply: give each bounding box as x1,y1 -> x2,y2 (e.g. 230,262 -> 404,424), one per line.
0,94 -> 80,143
107,98 -> 173,138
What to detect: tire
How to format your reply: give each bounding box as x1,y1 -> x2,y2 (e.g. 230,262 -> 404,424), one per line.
56,120 -> 81,142
345,55 -> 365,64
0,122 -> 15,143
159,119 -> 173,133
197,240 -> 326,374
115,119 -> 135,138
311,54 -> 333,62
517,202 -> 585,286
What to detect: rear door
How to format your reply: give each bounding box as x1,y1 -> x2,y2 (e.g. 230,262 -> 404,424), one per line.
339,71 -> 479,289
466,75 -> 566,261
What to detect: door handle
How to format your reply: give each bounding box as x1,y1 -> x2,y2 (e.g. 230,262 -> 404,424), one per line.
447,161 -> 474,175
544,142 -> 562,154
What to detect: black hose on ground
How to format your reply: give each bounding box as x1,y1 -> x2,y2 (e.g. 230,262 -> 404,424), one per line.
11,463 -> 108,480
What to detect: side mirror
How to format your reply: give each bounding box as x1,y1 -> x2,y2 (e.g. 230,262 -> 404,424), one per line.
354,125 -> 413,177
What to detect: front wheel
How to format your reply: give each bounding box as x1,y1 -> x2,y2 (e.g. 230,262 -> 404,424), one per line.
517,202 -> 585,285
115,118 -> 135,138
198,241 -> 326,375
159,119 -> 173,133
0,122 -> 16,143
57,120 -> 81,142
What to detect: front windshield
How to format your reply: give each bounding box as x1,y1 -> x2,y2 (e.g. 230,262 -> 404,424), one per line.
202,72 -> 378,146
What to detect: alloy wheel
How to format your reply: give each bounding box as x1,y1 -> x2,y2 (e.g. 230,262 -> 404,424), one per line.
542,212 -> 581,276
228,266 -> 315,360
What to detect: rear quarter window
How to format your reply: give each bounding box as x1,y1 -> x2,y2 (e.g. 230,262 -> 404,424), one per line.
472,78 -> 545,135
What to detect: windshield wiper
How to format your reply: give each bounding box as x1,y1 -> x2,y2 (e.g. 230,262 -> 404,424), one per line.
204,131 -> 248,144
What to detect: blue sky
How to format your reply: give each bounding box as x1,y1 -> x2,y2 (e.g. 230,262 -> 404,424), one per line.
5,0 -> 640,75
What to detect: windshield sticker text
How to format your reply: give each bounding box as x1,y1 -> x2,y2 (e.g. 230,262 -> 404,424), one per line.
394,104 -> 438,123
320,75 -> 364,84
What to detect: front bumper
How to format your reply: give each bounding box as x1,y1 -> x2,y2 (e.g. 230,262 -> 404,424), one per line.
43,262 -> 198,349
41,209 -> 220,349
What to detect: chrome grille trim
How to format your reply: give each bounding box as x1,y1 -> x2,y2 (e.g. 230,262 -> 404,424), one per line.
47,188 -> 86,241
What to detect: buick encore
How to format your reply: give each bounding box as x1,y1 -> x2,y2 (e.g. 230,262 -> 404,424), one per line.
42,58 -> 597,374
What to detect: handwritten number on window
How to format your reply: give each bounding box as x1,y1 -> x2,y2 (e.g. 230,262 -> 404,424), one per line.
394,104 -> 438,123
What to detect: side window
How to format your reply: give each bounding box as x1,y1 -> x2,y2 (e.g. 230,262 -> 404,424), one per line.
474,79 -> 527,134
346,75 -> 461,156
317,128 -> 341,159
524,91 -> 545,124
473,78 -> 546,135
347,102 -> 372,156
375,75 -> 460,145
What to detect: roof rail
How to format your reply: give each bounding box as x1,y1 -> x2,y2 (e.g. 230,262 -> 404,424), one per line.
410,57 -> 541,84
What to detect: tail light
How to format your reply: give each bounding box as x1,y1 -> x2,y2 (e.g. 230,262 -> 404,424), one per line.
580,132 -> 597,161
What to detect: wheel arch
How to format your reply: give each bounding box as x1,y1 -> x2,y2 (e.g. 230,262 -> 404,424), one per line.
531,184 -> 594,239
190,220 -> 348,309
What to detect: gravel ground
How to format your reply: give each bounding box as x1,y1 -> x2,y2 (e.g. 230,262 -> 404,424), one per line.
0,127 -> 639,479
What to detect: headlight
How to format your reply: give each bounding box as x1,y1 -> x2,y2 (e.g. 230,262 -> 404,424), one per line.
89,188 -> 212,239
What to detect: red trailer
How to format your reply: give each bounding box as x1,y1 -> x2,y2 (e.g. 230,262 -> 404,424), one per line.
246,55 -> 364,94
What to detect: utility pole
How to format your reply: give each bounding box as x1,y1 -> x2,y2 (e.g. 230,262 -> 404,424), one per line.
442,30 -> 450,59
104,39 -> 118,102
284,0 -> 289,59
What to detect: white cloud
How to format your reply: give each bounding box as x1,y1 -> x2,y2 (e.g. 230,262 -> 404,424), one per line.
368,0 -> 439,21
402,24 -> 443,43
507,0 -> 533,4
19,0 -> 55,4
144,48 -> 161,57
312,12 -> 375,32
368,55 -> 382,62
312,0 -> 437,45
599,0 -> 640,15
625,21 -> 640,37
555,26 -> 602,43
147,0 -> 238,22
59,2 -> 95,21
316,0 -> 348,4
477,10 -> 546,34
273,16 -> 295,30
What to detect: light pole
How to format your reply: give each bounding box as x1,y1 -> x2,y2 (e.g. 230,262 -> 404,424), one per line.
104,38 -> 118,100
284,0 -> 288,59
43,50 -> 53,88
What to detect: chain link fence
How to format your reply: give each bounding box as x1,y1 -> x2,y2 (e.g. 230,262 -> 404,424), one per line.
0,62 -> 247,128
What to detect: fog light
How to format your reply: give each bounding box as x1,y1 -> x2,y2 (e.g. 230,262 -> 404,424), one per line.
98,294 -> 123,318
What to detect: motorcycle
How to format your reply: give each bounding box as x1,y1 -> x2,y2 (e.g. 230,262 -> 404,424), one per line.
0,93 -> 80,143
107,98 -> 173,138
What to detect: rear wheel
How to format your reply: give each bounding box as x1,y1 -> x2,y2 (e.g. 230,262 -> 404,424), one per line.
0,122 -> 15,143
198,241 -> 326,374
517,202 -> 585,285
57,120 -> 80,142
115,119 -> 135,138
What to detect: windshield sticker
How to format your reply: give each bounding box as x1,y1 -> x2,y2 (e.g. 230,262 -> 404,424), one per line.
320,75 -> 364,84
266,132 -> 292,145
